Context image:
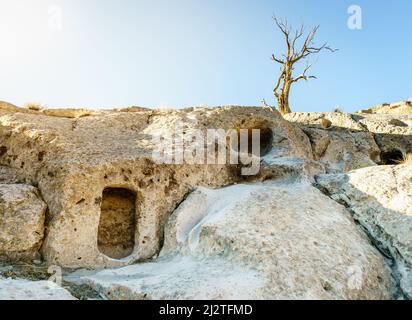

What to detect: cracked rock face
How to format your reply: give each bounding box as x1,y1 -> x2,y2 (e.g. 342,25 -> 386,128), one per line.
285,112 -> 412,173
83,182 -> 391,300
0,184 -> 46,261
0,102 -> 411,300
316,165 -> 412,298
0,105 -> 312,268
359,99 -> 412,115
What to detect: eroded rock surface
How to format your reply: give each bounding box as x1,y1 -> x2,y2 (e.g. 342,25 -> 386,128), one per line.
0,105 -> 313,267
83,182 -> 391,300
359,98 -> 412,115
316,165 -> 412,298
0,277 -> 76,300
285,112 -> 412,173
0,101 -> 411,300
0,184 -> 46,261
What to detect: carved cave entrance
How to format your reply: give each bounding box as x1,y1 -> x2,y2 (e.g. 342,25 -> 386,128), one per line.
380,149 -> 404,165
97,187 -> 137,259
236,125 -> 274,157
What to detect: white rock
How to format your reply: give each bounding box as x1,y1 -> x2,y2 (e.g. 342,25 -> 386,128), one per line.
285,112 -> 412,172
316,165 -> 412,298
0,278 -> 76,300
0,105 -> 313,268
83,182 -> 391,300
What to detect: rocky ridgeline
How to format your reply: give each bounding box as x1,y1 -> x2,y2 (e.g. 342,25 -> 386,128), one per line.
359,98 -> 412,115
0,100 -> 411,300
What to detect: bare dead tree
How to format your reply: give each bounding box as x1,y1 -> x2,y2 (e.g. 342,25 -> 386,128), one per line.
271,17 -> 336,114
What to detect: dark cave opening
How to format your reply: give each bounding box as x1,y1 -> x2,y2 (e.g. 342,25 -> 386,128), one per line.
97,187 -> 136,259
236,125 -> 274,157
380,149 -> 404,165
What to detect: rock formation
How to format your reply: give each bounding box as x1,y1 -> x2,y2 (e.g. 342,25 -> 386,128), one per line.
0,277 -> 76,300
284,111 -> 412,172
316,165 -> 412,298
0,103 -> 311,268
359,98 -> 412,115
0,182 -> 46,261
83,182 -> 391,300
0,101 -> 411,300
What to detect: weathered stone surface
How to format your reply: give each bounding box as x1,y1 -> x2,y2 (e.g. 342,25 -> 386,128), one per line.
316,165 -> 412,298
285,112 -> 412,172
0,101 -> 410,300
305,127 -> 379,172
0,184 -> 46,261
83,182 -> 391,300
359,99 -> 412,115
41,108 -> 94,118
354,113 -> 412,158
259,156 -> 325,183
0,166 -> 24,184
0,101 -> 22,113
0,106 -> 312,267
0,278 -> 76,300
285,112 -> 381,172
287,112 -> 362,130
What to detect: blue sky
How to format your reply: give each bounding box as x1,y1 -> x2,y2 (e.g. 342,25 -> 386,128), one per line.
0,0 -> 411,112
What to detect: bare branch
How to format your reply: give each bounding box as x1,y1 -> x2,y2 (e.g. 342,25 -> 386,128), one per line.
273,16 -> 291,37
261,98 -> 275,112
292,26 -> 337,63
292,25 -> 305,55
306,44 -> 337,54
292,62 -> 317,83
273,16 -> 291,58
273,70 -> 285,97
271,54 -> 284,64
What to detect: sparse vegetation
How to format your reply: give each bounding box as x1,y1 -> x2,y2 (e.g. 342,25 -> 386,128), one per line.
397,153 -> 412,165
24,102 -> 42,111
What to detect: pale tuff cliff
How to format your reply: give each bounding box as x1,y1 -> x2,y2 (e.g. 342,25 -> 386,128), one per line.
0,100 -> 411,300
359,98 -> 412,115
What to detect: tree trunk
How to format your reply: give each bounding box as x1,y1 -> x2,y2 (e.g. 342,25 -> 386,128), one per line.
277,80 -> 292,115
